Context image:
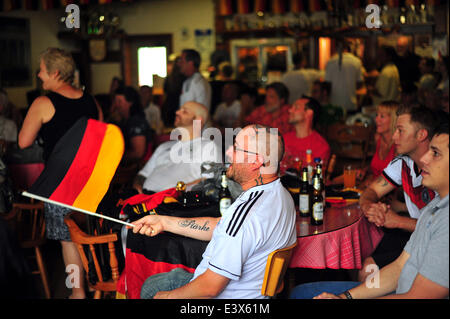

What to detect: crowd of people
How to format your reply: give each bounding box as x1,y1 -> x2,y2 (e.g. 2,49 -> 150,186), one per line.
0,37 -> 448,300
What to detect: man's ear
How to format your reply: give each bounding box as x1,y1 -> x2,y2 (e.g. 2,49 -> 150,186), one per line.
416,128 -> 429,142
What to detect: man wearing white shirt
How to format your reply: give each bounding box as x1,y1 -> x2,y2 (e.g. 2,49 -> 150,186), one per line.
281,52 -> 323,104
372,46 -> 401,107
133,124 -> 297,299
179,49 -> 212,111
325,40 -> 364,112
133,101 -> 221,193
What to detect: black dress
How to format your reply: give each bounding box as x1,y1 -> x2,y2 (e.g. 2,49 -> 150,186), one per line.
39,91 -> 99,241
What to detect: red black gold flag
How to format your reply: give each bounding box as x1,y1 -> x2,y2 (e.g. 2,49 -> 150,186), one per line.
28,118 -> 124,214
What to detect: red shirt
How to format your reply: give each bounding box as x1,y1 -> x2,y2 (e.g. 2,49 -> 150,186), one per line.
371,139 -> 396,178
281,130 -> 331,174
245,104 -> 293,134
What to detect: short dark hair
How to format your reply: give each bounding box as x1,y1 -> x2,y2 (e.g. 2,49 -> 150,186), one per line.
114,86 -> 143,116
302,95 -> 321,128
266,82 -> 289,105
182,49 -> 201,69
422,57 -> 435,70
432,111 -> 449,147
316,80 -> 332,96
396,104 -> 437,141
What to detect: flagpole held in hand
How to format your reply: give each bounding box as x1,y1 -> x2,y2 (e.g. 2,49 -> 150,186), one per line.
22,191 -> 135,228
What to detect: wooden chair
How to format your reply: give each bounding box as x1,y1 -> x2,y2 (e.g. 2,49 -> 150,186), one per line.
326,123 -> 374,168
64,212 -> 119,299
261,242 -> 297,297
5,201 -> 51,298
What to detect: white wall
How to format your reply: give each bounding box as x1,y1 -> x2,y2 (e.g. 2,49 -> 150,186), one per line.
1,0 -> 215,108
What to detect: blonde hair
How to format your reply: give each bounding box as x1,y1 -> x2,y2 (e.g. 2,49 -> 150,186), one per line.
377,101 -> 399,137
40,47 -> 76,84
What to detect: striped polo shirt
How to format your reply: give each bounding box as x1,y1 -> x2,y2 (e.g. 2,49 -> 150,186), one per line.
191,179 -> 297,299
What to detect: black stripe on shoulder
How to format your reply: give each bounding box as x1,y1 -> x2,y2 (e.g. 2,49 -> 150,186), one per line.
208,263 -> 240,278
226,191 -> 258,235
382,171 -> 400,188
230,190 -> 265,237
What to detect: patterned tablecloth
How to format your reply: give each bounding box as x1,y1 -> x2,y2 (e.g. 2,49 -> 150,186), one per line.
290,207 -> 384,269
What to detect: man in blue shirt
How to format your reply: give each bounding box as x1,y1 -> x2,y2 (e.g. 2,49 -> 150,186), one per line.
291,117 -> 449,299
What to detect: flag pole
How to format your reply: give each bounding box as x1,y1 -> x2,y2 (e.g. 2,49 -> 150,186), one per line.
22,191 -> 135,228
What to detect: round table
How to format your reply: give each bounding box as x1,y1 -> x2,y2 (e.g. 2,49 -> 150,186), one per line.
290,203 -> 384,269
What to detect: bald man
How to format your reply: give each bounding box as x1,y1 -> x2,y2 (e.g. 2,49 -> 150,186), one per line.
133,124 -> 297,299
133,101 -> 221,193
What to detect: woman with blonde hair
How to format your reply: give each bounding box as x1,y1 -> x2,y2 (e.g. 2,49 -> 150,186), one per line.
368,100 -> 399,180
330,101 -> 399,187
19,47 -> 103,299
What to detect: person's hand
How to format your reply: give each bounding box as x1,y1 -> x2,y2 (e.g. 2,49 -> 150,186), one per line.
381,209 -> 401,229
364,202 -> 389,227
154,291 -> 172,299
313,292 -> 344,299
129,215 -> 164,237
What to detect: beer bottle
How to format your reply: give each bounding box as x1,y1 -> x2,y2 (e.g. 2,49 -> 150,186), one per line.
219,171 -> 232,215
316,164 -> 326,206
311,174 -> 324,226
306,149 -> 313,186
299,168 -> 310,218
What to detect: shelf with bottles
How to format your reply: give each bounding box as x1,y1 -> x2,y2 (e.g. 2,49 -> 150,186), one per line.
215,2 -> 438,38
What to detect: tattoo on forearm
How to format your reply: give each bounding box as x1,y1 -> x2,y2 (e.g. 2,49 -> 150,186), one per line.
376,176 -> 388,187
178,220 -> 210,232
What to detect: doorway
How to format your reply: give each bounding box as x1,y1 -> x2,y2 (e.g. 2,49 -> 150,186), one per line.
122,34 -> 172,94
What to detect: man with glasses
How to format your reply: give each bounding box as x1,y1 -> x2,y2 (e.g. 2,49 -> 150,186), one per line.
132,124 -> 297,299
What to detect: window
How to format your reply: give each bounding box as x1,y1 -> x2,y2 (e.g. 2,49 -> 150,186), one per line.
137,46 -> 167,87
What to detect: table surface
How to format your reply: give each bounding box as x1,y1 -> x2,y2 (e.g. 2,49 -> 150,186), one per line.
296,203 -> 362,238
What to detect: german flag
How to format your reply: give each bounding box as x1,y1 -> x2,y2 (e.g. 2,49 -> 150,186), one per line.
28,117 -> 124,214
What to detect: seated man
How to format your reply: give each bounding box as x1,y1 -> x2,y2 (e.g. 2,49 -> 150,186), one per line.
358,105 -> 437,282
245,82 -> 293,134
133,101 -> 221,193
290,118 -> 449,299
280,97 -> 330,173
131,124 -> 297,299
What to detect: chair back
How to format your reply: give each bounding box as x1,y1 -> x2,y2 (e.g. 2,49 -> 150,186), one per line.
4,201 -> 51,298
8,201 -> 46,248
326,123 -> 374,168
261,242 -> 297,297
64,212 -> 119,297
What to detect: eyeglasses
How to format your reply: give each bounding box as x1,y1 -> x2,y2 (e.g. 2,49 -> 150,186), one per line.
233,144 -> 259,155
231,135 -> 259,155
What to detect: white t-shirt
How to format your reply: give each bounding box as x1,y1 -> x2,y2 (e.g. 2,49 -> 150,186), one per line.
281,69 -> 323,104
213,100 -> 241,128
325,52 -> 363,111
382,155 -> 436,219
373,63 -> 401,106
0,116 -> 17,142
139,137 -> 222,192
144,102 -> 163,135
191,179 -> 297,299
179,72 -> 212,110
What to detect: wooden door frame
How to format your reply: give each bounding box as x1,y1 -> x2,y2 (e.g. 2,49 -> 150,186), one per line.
121,34 -> 173,87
